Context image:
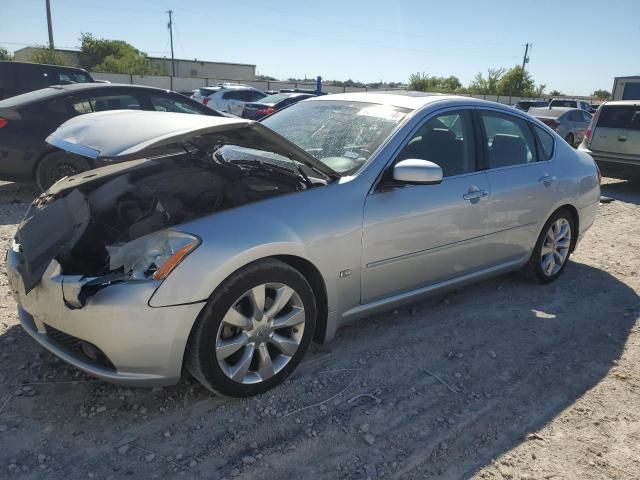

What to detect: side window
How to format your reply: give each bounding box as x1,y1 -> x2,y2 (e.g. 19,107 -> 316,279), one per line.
396,110 -> 476,177
223,91 -> 242,100
533,125 -> 555,160
581,111 -> 593,122
568,110 -> 583,122
89,94 -> 141,112
479,111 -> 537,168
71,98 -> 93,114
248,90 -> 266,102
149,95 -> 203,114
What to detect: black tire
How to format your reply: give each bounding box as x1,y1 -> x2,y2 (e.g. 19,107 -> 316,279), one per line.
523,208 -> 575,284
36,151 -> 92,191
186,259 -> 317,397
565,133 -> 575,148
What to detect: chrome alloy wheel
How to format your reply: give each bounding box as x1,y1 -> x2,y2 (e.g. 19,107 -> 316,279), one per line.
215,283 -> 306,384
540,218 -> 572,276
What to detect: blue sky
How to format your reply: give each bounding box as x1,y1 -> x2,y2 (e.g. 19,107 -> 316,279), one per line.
1,0 -> 638,95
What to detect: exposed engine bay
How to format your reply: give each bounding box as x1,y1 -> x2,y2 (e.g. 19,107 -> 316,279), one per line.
15,146 -> 321,296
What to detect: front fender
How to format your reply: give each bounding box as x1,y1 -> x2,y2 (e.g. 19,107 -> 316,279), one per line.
149,211 -> 309,307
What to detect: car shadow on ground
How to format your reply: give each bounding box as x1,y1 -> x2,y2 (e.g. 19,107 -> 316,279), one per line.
0,262 -> 637,478
601,179 -> 639,205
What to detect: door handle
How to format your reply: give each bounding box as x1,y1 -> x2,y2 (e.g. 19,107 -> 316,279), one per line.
618,135 -> 627,142
540,175 -> 557,186
463,190 -> 488,202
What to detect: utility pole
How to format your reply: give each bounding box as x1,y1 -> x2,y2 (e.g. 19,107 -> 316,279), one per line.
167,10 -> 175,76
521,43 -> 530,72
46,0 -> 54,49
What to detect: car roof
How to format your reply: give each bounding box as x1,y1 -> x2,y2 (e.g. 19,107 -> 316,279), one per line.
602,100 -> 640,106
310,91 -> 516,111
0,83 -> 174,108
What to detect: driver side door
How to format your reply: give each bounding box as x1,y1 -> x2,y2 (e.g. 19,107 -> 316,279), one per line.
361,109 -> 491,303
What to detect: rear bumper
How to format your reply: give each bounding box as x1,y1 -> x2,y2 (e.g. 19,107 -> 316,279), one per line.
7,250 -> 205,386
578,144 -> 640,179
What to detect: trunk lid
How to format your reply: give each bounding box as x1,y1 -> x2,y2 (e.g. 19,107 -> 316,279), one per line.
590,103 -> 640,159
45,110 -> 339,179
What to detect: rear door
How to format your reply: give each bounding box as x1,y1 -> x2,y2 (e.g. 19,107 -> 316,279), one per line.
479,108 -> 559,265
590,104 -> 640,159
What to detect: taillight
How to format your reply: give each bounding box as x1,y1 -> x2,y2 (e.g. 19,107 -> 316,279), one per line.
256,107 -> 275,116
202,97 -> 209,106
585,107 -> 601,146
0,118 -> 7,128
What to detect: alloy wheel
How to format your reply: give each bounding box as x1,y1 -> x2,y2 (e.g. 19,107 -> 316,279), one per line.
215,283 -> 306,384
540,218 -> 572,276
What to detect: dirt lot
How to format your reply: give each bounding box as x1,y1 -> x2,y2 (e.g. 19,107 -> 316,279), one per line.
0,178 -> 638,480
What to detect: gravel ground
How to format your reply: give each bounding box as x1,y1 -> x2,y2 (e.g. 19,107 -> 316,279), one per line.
0,178 -> 638,480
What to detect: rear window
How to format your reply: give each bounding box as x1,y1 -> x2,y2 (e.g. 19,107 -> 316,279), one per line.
597,105 -> 640,130
551,100 -> 577,108
199,88 -> 219,96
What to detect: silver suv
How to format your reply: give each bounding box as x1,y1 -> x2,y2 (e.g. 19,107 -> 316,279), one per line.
191,84 -> 266,116
579,101 -> 640,179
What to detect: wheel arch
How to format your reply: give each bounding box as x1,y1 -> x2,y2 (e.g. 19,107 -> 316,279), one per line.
547,204 -> 580,252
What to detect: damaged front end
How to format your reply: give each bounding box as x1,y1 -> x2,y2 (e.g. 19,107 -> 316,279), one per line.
10,111 -> 336,308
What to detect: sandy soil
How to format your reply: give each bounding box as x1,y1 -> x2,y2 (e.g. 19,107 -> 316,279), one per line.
0,178 -> 638,480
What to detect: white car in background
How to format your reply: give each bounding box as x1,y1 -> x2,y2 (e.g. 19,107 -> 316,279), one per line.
191,84 -> 266,116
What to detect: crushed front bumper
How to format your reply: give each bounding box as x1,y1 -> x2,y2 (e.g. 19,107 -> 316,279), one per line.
7,249 -> 205,386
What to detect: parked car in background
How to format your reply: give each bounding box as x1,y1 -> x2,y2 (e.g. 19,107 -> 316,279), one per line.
241,92 -> 314,120
0,61 -> 95,100
513,99 -> 548,112
549,98 -> 593,112
191,84 -> 266,115
0,83 -> 223,189
7,93 -> 600,397
529,107 -> 593,147
579,100 -> 640,179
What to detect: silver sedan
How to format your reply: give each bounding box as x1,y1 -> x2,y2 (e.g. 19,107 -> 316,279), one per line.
528,107 -> 593,147
7,93 -> 601,397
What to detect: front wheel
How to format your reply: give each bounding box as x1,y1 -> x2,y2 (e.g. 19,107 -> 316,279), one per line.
186,259 -> 317,397
36,151 -> 91,191
523,209 -> 574,283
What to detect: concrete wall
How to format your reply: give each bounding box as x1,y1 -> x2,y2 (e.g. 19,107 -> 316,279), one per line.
149,58 -> 255,80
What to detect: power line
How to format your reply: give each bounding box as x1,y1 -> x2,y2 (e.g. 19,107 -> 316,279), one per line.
232,0 -> 523,49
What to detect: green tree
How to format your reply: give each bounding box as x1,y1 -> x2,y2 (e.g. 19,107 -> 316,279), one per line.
30,46 -> 70,66
0,46 -> 13,61
593,89 -> 611,100
256,74 -> 278,81
496,65 -> 545,97
78,33 -> 166,75
468,68 -> 505,94
408,72 -> 462,92
549,89 -> 562,96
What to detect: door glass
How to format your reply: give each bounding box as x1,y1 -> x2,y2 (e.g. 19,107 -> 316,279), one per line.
396,110 -> 475,177
149,95 -> 202,114
533,125 -> 555,160
480,111 -> 538,168
71,99 -> 93,114
89,94 -> 141,112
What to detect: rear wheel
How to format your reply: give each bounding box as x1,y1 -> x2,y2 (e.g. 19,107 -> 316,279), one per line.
523,209 -> 574,283
186,259 -> 316,397
564,133 -> 575,147
36,151 -> 91,191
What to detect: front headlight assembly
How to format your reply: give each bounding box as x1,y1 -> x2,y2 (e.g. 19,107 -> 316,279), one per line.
106,230 -> 200,280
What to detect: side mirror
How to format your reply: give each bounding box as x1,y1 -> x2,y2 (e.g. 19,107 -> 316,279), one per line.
393,159 -> 443,185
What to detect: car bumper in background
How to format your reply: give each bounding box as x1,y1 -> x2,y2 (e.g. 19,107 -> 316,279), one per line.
6,249 -> 205,386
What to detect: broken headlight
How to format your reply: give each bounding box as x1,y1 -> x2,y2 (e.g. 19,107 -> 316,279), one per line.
106,230 -> 200,280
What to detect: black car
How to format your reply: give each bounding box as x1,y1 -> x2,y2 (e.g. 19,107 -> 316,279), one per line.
0,61 -> 95,100
241,92 -> 314,120
0,83 -> 223,189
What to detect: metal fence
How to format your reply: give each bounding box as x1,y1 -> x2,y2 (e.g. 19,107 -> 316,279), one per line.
90,71 -> 595,105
